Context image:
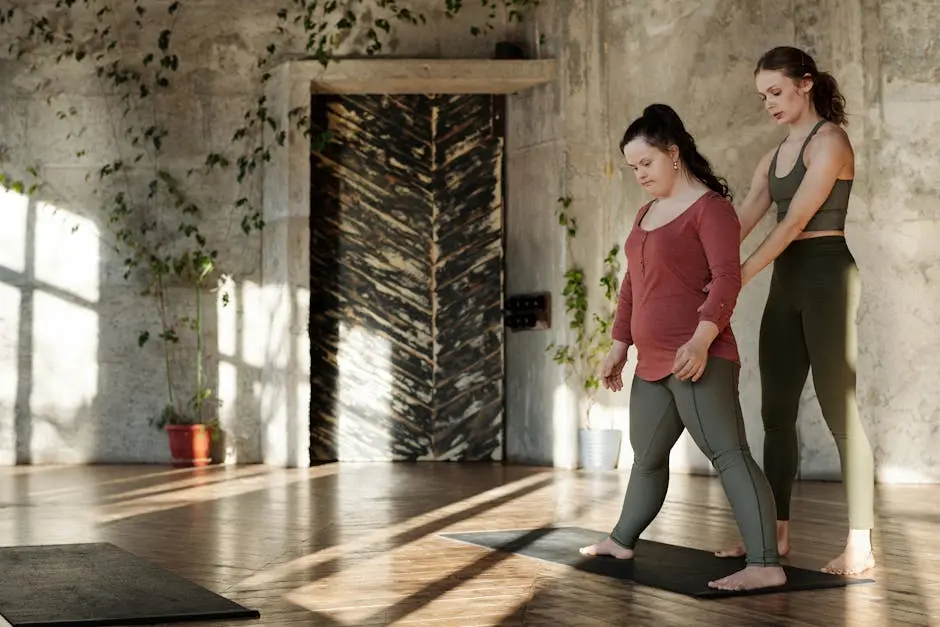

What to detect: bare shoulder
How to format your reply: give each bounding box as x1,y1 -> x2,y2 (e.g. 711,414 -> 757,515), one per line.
808,122 -> 854,161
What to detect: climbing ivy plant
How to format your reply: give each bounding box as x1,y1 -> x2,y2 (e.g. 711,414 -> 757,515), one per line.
444,0 -> 541,37
546,195 -> 621,430
0,0 -> 541,439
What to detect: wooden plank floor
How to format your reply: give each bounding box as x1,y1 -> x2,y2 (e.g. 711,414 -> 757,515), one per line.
0,463 -> 938,626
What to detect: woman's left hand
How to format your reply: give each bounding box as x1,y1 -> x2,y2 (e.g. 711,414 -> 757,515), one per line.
672,338 -> 709,382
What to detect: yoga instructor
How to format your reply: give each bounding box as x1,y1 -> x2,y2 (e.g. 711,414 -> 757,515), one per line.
714,46 -> 876,576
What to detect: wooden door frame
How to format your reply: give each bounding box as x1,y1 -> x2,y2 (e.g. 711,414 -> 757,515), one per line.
258,59 -> 557,468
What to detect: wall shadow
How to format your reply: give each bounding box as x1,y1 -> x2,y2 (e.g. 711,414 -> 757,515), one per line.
0,165 -> 265,467
0,185 -> 102,465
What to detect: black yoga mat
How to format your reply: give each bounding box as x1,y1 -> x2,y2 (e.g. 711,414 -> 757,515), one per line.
0,542 -> 260,626
440,526 -> 875,598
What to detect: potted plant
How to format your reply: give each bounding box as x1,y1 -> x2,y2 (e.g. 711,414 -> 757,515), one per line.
1,0 -> 548,467
146,258 -> 223,467
547,196 -> 623,471
0,4 -> 256,468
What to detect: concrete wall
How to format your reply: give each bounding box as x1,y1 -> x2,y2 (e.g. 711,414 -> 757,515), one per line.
1,0 -> 938,482
0,0 -> 506,465
504,0 -> 940,484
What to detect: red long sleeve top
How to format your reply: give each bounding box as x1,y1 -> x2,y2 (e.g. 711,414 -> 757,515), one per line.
611,190 -> 742,382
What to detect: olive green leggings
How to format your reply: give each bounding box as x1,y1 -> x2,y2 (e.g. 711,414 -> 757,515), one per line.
610,356 -> 780,567
759,236 -> 874,530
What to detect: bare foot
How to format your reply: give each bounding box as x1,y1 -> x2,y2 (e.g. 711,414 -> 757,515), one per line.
714,521 -> 790,558
708,565 -> 787,591
822,529 -> 875,575
714,542 -> 746,558
579,536 -> 634,559
822,547 -> 875,575
714,538 -> 789,558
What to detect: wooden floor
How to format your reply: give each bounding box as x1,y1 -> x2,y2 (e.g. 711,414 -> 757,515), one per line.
1,463 -> 938,626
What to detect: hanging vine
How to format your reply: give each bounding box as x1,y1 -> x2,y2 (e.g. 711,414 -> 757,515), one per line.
0,0 -> 541,435
546,195 -> 621,429
444,0 -> 540,37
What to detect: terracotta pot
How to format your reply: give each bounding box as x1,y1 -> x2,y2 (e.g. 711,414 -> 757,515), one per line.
165,424 -> 213,467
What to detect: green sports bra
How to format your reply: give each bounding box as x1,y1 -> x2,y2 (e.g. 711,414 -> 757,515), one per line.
768,119 -> 851,231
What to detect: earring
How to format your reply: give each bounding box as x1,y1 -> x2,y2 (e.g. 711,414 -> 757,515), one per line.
673,160 -> 679,171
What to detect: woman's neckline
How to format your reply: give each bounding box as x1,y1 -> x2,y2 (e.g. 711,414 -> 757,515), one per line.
638,189 -> 714,233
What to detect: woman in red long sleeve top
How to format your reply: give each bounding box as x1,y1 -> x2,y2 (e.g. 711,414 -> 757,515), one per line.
611,187 -> 741,383
578,104 -> 786,592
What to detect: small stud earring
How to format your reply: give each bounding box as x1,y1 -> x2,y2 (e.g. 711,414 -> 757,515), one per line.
673,160 -> 679,171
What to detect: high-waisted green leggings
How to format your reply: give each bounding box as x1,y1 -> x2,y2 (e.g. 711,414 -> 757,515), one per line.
610,356 -> 780,567
759,236 -> 874,529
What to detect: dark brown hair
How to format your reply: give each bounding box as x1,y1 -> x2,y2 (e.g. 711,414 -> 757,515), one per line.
755,46 -> 847,127
619,104 -> 732,201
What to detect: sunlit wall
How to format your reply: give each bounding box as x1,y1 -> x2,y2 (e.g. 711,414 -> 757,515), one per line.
0,188 -> 99,463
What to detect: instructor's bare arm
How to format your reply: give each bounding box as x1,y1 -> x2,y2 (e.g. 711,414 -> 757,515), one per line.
736,148 -> 775,242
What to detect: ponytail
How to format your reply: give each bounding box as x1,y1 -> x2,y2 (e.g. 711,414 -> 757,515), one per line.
619,104 -> 733,201
812,71 -> 848,127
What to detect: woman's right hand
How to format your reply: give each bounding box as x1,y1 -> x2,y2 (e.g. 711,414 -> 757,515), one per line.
600,342 -> 630,392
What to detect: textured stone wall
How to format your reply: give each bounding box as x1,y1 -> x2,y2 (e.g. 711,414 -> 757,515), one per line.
799,0 -> 940,483
0,0 -> 507,465
2,0 -> 938,482
503,0 -> 940,484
